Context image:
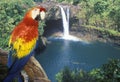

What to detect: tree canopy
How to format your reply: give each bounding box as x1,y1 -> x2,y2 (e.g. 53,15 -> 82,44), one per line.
0,0 -> 46,50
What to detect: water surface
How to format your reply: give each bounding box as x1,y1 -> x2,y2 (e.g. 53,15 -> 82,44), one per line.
35,39 -> 120,82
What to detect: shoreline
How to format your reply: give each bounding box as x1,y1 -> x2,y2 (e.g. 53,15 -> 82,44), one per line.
46,26 -> 120,46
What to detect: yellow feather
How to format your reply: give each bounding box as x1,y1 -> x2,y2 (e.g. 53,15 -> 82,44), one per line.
10,37 -> 37,59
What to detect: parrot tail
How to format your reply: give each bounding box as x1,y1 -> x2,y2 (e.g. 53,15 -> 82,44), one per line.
3,51 -> 34,82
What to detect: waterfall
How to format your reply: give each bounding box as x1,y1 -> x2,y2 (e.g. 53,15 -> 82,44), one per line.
60,6 -> 69,37
58,6 -> 82,41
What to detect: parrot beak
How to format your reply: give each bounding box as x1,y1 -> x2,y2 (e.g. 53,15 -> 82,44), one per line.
40,11 -> 46,20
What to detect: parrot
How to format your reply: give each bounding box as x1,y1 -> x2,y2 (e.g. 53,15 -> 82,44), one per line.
3,6 -> 46,82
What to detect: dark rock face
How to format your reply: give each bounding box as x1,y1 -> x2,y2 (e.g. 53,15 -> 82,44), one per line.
43,19 -> 63,37
37,2 -> 80,36
38,1 -> 80,20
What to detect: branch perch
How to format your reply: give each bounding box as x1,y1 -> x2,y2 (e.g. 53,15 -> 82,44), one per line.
0,48 -> 50,82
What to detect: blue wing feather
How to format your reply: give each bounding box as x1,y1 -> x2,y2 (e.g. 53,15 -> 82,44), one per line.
4,39 -> 39,82
3,49 -> 35,82
7,50 -> 13,68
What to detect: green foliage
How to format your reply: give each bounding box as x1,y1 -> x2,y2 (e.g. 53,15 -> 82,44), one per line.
75,0 -> 120,32
61,67 -> 74,82
56,67 -> 97,82
72,0 -> 80,5
34,0 -> 42,2
55,0 -> 80,5
84,25 -> 120,37
44,0 -> 120,33
56,59 -> 120,82
0,0 -> 34,50
38,21 -> 46,35
94,1 -> 108,14
109,6 -> 120,31
101,59 -> 120,81
56,0 -> 64,3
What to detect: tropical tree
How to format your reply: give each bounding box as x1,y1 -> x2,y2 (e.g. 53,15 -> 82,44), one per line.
0,0 -> 34,49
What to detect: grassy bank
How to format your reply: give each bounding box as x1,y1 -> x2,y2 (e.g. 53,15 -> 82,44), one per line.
83,25 -> 120,37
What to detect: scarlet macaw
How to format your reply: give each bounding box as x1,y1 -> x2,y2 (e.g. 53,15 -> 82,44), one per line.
3,6 -> 46,82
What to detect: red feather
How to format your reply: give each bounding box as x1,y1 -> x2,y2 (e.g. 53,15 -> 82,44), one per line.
11,21 -> 38,43
11,11 -> 39,43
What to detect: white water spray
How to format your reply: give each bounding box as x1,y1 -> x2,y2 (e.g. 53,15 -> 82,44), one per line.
60,6 -> 69,37
59,6 -> 81,41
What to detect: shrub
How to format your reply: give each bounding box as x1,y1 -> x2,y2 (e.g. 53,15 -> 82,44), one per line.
56,59 -> 120,82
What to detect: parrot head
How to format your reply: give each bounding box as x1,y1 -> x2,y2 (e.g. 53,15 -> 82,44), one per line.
24,6 -> 46,22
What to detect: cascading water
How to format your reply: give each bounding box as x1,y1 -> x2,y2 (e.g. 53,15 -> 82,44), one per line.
59,6 -> 69,37
59,6 -> 81,41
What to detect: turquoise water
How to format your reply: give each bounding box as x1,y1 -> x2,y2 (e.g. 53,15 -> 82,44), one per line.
35,38 -> 120,82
